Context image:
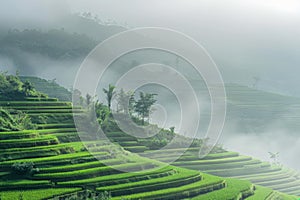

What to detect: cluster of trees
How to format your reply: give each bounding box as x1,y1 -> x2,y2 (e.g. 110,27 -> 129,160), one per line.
76,84 -> 225,152
0,72 -> 41,132
0,71 -> 46,100
74,84 -> 158,137
102,84 -> 157,125
77,84 -> 158,127
20,76 -> 72,101
0,29 -> 96,60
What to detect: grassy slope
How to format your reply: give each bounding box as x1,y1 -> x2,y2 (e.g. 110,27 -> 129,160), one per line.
0,98 -> 297,200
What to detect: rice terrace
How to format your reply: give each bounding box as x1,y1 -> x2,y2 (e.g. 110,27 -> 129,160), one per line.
1,1 -> 300,199
0,73 -> 298,200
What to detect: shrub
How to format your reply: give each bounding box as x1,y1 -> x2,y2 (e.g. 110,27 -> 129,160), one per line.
0,108 -> 36,132
11,162 -> 39,176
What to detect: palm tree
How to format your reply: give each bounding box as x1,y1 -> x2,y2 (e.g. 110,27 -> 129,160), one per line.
103,84 -> 116,111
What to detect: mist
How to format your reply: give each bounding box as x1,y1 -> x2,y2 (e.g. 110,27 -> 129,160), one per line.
69,0 -> 300,96
0,51 -> 81,89
0,0 -> 300,171
1,0 -> 300,95
221,128 -> 300,171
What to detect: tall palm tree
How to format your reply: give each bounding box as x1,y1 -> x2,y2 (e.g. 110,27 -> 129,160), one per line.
103,84 -> 116,110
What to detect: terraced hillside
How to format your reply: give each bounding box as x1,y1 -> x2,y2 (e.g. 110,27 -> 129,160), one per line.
103,130 -> 300,197
225,83 -> 300,133
20,77 -> 72,101
17,76 -> 300,133
0,98 -> 297,200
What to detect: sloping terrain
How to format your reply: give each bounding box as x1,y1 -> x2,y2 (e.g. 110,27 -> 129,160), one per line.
105,129 -> 300,197
20,76 -> 72,101
0,98 -> 296,200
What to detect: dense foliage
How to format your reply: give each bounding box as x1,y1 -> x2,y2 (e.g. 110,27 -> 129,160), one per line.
11,162 -> 39,176
0,108 -> 36,131
0,29 -> 96,60
0,72 -> 46,100
20,76 -> 72,101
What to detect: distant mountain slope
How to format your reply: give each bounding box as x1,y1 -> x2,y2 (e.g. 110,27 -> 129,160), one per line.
21,74 -> 300,133
0,29 -> 97,61
225,83 -> 300,133
20,76 -> 72,101
59,14 -> 126,41
0,14 -> 126,76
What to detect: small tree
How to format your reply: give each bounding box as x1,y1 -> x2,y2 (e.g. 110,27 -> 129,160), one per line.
134,92 -> 157,125
12,162 -> 38,175
103,84 -> 116,111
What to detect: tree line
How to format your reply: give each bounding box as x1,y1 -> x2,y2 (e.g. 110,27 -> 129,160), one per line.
79,84 -> 157,126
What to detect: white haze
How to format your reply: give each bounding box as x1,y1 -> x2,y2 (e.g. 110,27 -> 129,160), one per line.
0,0 -> 299,170
221,129 -> 300,171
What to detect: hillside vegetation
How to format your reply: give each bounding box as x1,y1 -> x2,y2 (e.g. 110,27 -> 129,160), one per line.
0,74 -> 298,199
0,97 -> 296,200
20,76 -> 72,101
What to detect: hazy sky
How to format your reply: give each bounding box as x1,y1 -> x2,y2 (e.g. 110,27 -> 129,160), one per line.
69,0 -> 300,94
1,0 -> 300,95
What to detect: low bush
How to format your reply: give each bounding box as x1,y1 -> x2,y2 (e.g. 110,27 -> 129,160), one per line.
0,108 -> 36,132
11,162 -> 39,176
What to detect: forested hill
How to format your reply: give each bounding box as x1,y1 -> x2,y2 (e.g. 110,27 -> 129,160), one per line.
0,14 -> 126,72
0,29 -> 96,61
20,76 -> 72,101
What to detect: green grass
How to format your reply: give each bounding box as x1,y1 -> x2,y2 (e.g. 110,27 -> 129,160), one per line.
0,101 -> 71,106
0,188 -> 81,200
174,155 -> 252,166
191,178 -> 254,200
58,166 -> 176,187
246,186 -> 273,200
205,164 -> 281,177
39,158 -> 124,173
0,151 -> 106,167
113,174 -> 225,200
0,142 -> 83,153
1,98 -> 299,199
177,159 -> 261,171
34,161 -> 156,181
97,168 -> 201,196
0,135 -> 59,149
24,109 -> 82,114
0,180 -> 51,189
0,132 -> 39,140
0,128 -> 76,135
